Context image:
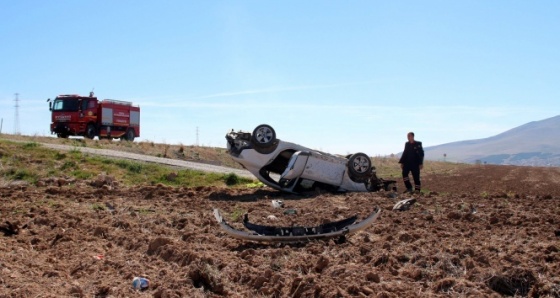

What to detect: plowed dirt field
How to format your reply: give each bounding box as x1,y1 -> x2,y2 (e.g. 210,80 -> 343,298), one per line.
1,164 -> 559,297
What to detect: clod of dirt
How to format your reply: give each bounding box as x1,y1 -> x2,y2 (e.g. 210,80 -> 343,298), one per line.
0,221 -> 19,236
147,237 -> 173,255
314,255 -> 329,273
365,271 -> 381,283
487,268 -> 536,296
89,174 -> 116,188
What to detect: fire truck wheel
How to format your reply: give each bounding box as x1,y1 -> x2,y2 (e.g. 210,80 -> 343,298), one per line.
57,133 -> 68,139
85,124 -> 96,139
125,129 -> 135,142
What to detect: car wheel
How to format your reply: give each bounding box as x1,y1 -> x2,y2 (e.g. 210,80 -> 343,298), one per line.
384,182 -> 397,192
85,124 -> 96,139
251,124 -> 276,148
348,153 -> 372,178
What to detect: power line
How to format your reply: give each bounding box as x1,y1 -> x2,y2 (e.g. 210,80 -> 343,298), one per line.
14,93 -> 20,135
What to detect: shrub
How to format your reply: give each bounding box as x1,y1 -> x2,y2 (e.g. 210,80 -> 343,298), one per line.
23,142 -> 40,149
224,173 -> 240,186
61,161 -> 77,170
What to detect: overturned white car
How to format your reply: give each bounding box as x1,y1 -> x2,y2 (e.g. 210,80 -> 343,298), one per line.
226,124 -> 396,193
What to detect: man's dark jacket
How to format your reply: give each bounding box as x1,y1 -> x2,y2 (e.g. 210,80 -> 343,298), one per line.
399,141 -> 424,166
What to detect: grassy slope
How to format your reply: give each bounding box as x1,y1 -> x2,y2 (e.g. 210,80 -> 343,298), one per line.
0,133 -> 470,188
0,136 -> 253,188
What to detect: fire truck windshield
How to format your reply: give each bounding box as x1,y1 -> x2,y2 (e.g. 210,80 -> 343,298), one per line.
52,98 -> 80,112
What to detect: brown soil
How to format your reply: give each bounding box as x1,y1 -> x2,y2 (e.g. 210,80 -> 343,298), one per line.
1,164 -> 560,297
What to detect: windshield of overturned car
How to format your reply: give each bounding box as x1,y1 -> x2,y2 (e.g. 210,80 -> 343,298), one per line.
226,130 -> 252,156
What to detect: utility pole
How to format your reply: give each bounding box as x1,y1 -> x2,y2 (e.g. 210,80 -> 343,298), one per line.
196,126 -> 199,146
14,93 -> 20,135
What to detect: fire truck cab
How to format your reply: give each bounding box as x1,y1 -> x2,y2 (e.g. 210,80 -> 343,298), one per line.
48,92 -> 140,141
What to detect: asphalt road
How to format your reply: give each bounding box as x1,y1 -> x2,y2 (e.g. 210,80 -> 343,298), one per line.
39,143 -> 255,179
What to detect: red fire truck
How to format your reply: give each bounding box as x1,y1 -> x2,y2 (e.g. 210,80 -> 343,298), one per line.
48,92 -> 140,141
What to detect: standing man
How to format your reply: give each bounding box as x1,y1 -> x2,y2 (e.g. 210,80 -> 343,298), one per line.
399,132 -> 424,193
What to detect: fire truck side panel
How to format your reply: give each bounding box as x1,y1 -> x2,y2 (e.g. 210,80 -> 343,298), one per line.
98,101 -> 140,138
130,109 -> 140,137
113,108 -> 130,126
101,107 -> 113,125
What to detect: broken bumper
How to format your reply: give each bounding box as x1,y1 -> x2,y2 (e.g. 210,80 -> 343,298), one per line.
213,207 -> 381,242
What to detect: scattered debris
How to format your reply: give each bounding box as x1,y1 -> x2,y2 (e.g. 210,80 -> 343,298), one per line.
387,192 -> 398,199
283,209 -> 297,215
271,199 -> 284,208
393,198 -> 417,211
471,204 -> 477,214
104,202 -> 116,212
132,277 -> 150,290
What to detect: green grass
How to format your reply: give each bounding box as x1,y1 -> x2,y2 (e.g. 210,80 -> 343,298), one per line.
229,207 -> 247,222
22,142 -> 40,149
4,168 -> 38,183
91,203 -> 106,211
0,139 -> 254,188
72,169 -> 95,180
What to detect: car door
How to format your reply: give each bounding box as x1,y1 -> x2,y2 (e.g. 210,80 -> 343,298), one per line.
300,152 -> 345,186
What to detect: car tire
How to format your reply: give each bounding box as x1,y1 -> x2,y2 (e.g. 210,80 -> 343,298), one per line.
251,124 -> 276,148
384,182 -> 397,192
348,153 -> 372,179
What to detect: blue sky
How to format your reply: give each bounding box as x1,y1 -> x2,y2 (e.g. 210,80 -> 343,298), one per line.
1,1 -> 558,156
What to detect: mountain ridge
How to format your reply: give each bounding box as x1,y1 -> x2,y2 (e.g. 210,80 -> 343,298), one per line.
423,115 -> 560,166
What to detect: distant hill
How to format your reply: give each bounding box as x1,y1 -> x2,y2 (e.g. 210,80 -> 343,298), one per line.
423,115 -> 560,166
